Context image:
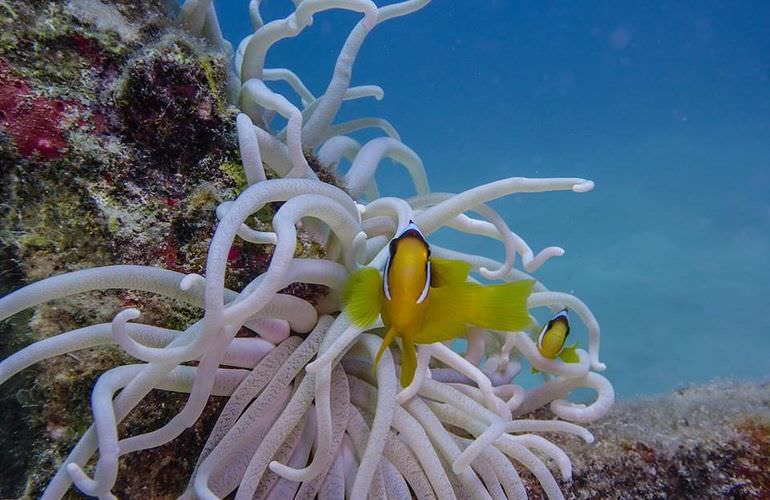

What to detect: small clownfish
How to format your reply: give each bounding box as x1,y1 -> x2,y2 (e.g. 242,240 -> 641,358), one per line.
535,308 -> 579,364
342,221 -> 534,387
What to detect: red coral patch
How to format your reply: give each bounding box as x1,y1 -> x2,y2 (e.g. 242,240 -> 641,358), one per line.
0,59 -> 72,159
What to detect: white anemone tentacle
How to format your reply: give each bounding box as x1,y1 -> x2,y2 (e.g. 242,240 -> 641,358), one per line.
240,79 -> 314,179
262,67 -> 315,105
178,0 -> 212,36
410,192 -> 564,276
303,0 -> 432,146
345,137 -> 428,199
514,372 -> 615,423
239,0 -> 377,83
320,117 -> 401,144
317,135 -> 361,171
415,176 -> 594,236
236,113 -> 266,185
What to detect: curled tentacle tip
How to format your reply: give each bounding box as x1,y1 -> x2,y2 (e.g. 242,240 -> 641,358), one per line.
66,463 -> 96,491
593,361 -> 607,372
452,458 -> 471,476
268,460 -> 302,480
305,359 -> 320,373
117,308 -> 141,322
573,180 -> 595,193
179,273 -> 204,291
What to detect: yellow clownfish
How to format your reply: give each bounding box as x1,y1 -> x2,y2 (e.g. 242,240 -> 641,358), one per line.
342,221 -> 534,387
535,308 -> 579,363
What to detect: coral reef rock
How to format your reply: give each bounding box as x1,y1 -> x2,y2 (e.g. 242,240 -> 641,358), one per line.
556,380 -> 770,499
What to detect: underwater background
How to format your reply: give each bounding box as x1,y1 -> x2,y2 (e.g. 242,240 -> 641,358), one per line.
216,1 -> 770,399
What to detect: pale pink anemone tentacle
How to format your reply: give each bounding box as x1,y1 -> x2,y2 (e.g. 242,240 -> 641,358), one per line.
430,343 -> 509,417
244,317 -> 290,343
319,117 -> 401,143
111,194 -> 361,458
61,190 -> 357,497
362,196 -> 414,235
190,336 -> 302,481
316,135 -> 380,200
262,67 -> 315,106
415,177 -> 594,235
345,406 -> 387,499
193,323 -> 327,499
464,327 -> 485,364
346,334 -> 398,499
514,372 -> 614,424
45,261 -> 345,498
64,362 -> 249,498
293,360 -> 351,499
345,371 -> 456,499
110,292 -> 317,365
269,315 -> 365,482
428,401 -> 568,500
198,178 -> 358,365
403,396 -> 492,500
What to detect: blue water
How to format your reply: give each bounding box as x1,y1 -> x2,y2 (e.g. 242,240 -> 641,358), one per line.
217,2 -> 770,398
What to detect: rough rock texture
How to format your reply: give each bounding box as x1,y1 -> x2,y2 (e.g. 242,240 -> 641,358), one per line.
536,380 -> 770,500
0,1 -> 327,497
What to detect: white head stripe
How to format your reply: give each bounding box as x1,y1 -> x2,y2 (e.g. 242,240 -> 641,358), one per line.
383,255 -> 392,300
416,258 -> 430,304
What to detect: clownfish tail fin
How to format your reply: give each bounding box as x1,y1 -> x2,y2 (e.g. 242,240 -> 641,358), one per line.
342,267 -> 383,328
469,279 -> 535,332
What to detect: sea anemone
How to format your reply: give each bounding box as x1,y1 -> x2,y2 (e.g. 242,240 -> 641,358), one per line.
0,1 -> 614,498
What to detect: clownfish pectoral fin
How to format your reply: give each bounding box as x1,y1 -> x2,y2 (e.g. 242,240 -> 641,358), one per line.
342,267 -> 384,328
400,337 -> 417,387
429,257 -> 472,287
558,343 -> 580,364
